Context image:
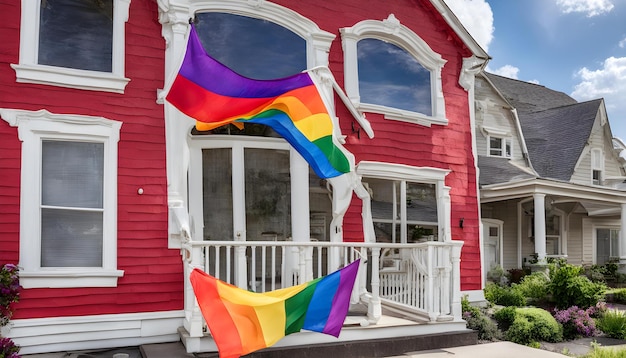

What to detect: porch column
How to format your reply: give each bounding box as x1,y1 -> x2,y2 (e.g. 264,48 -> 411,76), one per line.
534,193 -> 547,264
619,204 -> 626,272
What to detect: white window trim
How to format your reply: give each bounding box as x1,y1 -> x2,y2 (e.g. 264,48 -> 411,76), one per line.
356,161 -> 452,242
11,0 -> 131,93
340,14 -> 447,127
591,148 -> 604,185
0,109 -> 123,288
487,135 -> 512,158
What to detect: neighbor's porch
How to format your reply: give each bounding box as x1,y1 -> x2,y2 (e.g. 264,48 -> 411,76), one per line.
178,239 -> 466,354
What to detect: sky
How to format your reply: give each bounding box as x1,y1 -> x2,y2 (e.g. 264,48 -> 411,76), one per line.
443,0 -> 626,141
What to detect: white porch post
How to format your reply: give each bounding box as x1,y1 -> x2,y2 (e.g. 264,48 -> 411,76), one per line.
534,193 -> 547,264
619,203 -> 626,272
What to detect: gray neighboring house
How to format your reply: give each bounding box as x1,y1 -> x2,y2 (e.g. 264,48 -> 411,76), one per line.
475,72 -> 626,281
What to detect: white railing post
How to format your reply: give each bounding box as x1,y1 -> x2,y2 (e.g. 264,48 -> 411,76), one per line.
183,243 -> 205,338
426,244 -> 437,322
450,242 -> 463,322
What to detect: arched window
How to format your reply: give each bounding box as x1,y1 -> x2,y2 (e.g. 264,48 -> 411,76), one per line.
341,14 -> 447,127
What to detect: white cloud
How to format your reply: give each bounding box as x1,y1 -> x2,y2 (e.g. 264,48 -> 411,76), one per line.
571,57 -> 626,100
443,0 -> 494,52
571,57 -> 626,138
619,37 -> 626,48
556,0 -> 614,17
488,64 -> 520,79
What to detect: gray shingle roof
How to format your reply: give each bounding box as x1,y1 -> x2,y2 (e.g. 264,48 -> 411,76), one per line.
483,73 -> 602,182
478,156 -> 535,186
520,99 -> 602,180
484,73 -> 578,112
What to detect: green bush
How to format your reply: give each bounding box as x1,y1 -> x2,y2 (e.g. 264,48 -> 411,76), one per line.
461,296 -> 500,341
597,309 -> 626,339
504,307 -> 563,345
493,306 -> 516,331
550,263 -> 606,309
613,289 -> 626,304
516,272 -> 550,304
582,342 -> 626,358
484,282 -> 526,307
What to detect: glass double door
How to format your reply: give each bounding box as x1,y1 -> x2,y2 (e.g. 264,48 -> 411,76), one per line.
189,137 -> 308,289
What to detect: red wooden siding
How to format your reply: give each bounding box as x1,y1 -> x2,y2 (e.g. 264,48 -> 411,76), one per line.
0,0 -> 182,319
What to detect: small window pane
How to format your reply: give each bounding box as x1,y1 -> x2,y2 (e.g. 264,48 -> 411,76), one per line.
41,208 -> 103,267
195,12 -> 306,80
357,38 -> 432,115
546,215 -> 560,236
39,0 -> 113,72
505,139 -> 512,157
42,141 -> 104,208
202,148 -> 233,241
489,137 -> 502,156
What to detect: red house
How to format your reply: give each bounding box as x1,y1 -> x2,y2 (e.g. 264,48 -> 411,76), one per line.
0,0 -> 488,355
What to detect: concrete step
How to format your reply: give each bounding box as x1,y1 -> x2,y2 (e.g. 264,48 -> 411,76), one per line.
140,330 -> 478,358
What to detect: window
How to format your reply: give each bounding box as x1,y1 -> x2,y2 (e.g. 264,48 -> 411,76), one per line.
545,213 -> 561,256
0,108 -> 122,288
591,148 -> 603,185
357,39 -> 432,115
341,14 -> 447,127
194,12 -> 306,79
357,161 -> 451,244
12,0 -> 130,92
489,136 -> 512,158
596,228 -> 619,265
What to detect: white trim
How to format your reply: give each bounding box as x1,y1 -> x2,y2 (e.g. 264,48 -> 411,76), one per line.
356,161 -> 452,242
0,108 -> 123,288
5,310 -> 184,355
12,0 -> 131,93
340,14 -> 448,127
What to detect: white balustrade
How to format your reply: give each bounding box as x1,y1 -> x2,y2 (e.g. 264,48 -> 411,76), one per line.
180,240 -> 463,338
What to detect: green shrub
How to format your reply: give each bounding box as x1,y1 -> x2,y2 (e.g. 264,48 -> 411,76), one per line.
484,282 -> 526,307
493,306 -> 516,331
581,342 -> 626,358
504,307 -> 563,345
597,309 -> 626,339
550,263 -> 606,309
613,289 -> 626,304
461,296 -> 500,341
516,272 -> 550,304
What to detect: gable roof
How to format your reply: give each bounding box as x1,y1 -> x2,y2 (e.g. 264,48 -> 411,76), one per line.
483,73 -> 603,181
520,99 -> 602,181
483,73 -> 577,113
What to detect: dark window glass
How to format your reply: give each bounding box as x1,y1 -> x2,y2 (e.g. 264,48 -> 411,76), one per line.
357,38 -> 432,115
194,12 -> 306,80
39,0 -> 113,72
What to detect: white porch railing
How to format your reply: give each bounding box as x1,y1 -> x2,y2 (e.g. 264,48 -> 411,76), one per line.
180,240 -> 463,339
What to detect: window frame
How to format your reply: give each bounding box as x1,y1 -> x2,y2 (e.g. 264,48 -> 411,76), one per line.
591,148 -> 604,185
11,0 -> 131,93
488,135 -> 512,158
356,161 -> 452,243
0,108 -> 123,288
340,14 -> 447,127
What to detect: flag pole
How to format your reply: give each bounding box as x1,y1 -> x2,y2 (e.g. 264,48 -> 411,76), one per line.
305,66 -> 374,139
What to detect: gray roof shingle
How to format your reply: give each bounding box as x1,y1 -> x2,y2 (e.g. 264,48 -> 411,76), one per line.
478,156 -> 535,186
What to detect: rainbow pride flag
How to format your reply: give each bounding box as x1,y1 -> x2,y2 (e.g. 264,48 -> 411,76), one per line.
189,259 -> 360,358
166,25 -> 351,179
